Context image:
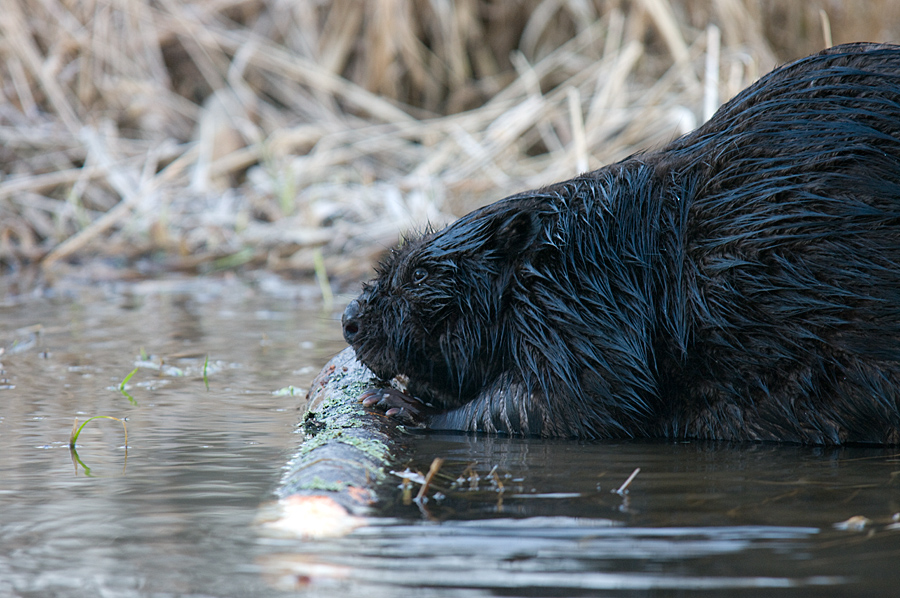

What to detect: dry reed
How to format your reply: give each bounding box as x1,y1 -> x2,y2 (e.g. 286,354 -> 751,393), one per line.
1,0 -> 897,281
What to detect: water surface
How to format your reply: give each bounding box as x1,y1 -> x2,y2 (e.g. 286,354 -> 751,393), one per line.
1,274 -> 898,597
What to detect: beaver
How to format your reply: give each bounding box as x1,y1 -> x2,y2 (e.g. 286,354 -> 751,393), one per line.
341,42 -> 900,444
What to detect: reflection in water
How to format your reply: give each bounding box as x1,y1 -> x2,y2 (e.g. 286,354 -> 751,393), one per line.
0,276 -> 899,597
68,414 -> 129,477
260,432 -> 900,596
260,520 -> 841,593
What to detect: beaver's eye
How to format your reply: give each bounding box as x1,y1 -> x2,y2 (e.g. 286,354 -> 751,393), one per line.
411,267 -> 428,284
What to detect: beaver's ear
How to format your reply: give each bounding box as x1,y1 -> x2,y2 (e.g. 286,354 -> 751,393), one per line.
493,211 -> 540,256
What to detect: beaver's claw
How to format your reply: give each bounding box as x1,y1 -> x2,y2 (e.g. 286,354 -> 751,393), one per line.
359,387 -> 434,425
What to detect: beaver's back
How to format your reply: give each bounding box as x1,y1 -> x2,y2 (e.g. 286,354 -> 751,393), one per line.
647,43 -> 900,442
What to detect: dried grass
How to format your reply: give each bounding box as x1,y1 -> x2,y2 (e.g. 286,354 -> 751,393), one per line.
1,0 -> 898,280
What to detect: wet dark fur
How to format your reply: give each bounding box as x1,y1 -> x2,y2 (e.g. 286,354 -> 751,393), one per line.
343,43 -> 900,443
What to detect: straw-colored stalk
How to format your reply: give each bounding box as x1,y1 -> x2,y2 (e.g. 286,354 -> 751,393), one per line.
0,0 -> 898,280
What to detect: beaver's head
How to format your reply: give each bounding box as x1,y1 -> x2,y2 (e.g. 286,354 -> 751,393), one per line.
342,198 -> 542,407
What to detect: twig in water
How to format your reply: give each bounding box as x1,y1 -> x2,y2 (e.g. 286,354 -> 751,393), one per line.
415,457 -> 445,502
614,467 -> 641,495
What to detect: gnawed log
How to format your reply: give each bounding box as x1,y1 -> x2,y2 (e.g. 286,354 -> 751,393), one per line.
259,347 -> 407,538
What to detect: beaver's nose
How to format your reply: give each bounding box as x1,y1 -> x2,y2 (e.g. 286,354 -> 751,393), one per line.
342,299 -> 362,344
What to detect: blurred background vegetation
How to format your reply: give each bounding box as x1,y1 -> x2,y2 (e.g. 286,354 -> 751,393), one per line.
1,0 -> 898,284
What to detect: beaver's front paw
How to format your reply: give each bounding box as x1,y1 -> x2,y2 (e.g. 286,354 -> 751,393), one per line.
359,387 -> 434,425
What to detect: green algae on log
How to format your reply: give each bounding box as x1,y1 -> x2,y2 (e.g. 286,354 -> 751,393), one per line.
261,347 -> 407,538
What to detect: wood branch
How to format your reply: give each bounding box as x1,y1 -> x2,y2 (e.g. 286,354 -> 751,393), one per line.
260,347 -> 407,539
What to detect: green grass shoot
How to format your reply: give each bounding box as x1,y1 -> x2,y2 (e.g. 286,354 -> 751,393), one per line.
313,247 -> 334,311
119,367 -> 138,405
203,354 -> 210,391
278,166 -> 296,216
69,415 -> 128,449
120,367 -> 137,389
210,247 -> 254,271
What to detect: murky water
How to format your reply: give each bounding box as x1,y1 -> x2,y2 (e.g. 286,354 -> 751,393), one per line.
266,435 -> 900,597
2,274 -> 899,597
